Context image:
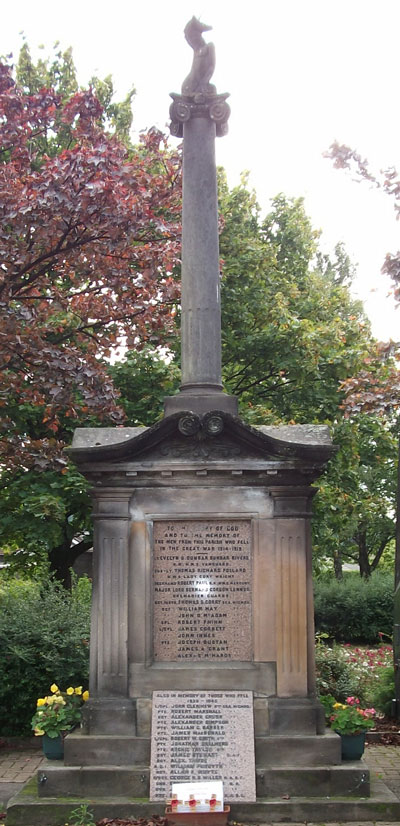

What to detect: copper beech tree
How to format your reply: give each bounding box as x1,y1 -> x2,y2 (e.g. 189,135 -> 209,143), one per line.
0,59 -> 181,472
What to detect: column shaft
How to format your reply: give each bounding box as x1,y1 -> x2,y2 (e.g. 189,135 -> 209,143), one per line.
181,116 -> 222,390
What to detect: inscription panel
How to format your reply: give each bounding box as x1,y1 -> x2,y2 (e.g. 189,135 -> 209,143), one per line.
150,690 -> 256,802
153,520 -> 252,661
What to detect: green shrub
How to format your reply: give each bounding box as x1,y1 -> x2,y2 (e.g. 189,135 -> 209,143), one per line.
315,643 -> 362,702
368,666 -> 396,717
314,571 -> 393,643
0,576 -> 91,736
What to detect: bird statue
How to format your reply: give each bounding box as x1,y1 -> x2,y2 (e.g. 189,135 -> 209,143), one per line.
181,17 -> 216,96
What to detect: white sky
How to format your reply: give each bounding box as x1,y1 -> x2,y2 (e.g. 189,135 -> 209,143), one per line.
2,0 -> 400,341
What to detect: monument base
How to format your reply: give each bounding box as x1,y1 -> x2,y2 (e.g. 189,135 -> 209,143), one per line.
7,775 -> 400,826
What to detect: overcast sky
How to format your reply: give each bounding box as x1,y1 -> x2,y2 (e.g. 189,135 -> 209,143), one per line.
2,0 -> 400,341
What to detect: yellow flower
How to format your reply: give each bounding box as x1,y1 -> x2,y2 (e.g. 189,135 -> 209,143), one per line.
82,690 -> 89,702
50,683 -> 59,693
34,727 -> 44,736
37,698 -> 46,707
66,687 -> 74,695
74,686 -> 82,696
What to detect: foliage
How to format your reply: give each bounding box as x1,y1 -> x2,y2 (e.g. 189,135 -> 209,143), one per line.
328,697 -> 376,735
314,572 -> 393,640
319,693 -> 336,723
315,639 -> 393,706
66,804 -> 95,826
31,683 -> 89,738
0,576 -> 90,735
110,346 -> 180,426
368,666 -> 396,717
217,174 -> 373,425
315,642 -> 361,702
313,416 -> 397,578
314,572 -> 394,642
0,465 -> 92,584
0,50 -> 181,473
325,141 -> 400,307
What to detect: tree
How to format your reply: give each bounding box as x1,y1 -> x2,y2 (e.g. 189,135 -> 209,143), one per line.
325,141 -> 400,307
313,415 -> 397,579
326,137 -> 400,716
218,174 -> 375,425
0,46 -> 182,586
0,50 -> 182,473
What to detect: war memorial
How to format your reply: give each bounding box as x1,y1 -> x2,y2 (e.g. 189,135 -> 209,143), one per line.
7,17 -> 400,826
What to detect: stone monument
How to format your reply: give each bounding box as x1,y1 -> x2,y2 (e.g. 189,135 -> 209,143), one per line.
7,18 -> 400,825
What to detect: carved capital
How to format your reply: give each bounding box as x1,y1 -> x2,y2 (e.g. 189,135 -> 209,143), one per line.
169,92 -> 230,137
269,485 -> 317,518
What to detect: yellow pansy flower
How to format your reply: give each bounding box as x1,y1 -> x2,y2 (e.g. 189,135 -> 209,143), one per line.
83,690 -> 89,702
74,686 -> 82,695
50,683 -> 59,693
36,698 -> 46,707
66,687 -> 74,695
34,727 -> 44,736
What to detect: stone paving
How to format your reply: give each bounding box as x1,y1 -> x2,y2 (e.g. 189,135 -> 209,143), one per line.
0,743 -> 399,824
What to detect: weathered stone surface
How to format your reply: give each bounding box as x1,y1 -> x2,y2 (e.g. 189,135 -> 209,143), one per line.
153,519 -> 252,661
255,762 -> 370,797
150,690 -> 256,802
7,776 -> 400,825
63,732 -> 150,767
37,765 -> 149,797
255,731 -> 342,767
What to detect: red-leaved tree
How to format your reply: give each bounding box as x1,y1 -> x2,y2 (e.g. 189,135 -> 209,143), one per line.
0,59 -> 181,472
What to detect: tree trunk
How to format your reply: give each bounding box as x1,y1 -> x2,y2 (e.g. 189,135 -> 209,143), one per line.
48,538 -> 92,589
356,528 -> 371,578
333,549 -> 343,580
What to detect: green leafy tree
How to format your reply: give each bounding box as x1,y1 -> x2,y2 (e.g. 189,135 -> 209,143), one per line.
313,415 -> 397,578
218,174 -> 374,425
110,346 -> 180,427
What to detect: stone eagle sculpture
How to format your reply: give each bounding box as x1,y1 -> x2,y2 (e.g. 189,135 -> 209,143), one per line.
181,17 -> 216,95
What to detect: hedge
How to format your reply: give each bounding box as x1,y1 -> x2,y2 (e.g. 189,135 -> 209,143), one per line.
314,571 -> 394,643
0,576 -> 90,736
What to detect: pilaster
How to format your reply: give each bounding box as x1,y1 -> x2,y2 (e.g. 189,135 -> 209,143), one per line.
89,488 -> 131,697
269,486 -> 316,698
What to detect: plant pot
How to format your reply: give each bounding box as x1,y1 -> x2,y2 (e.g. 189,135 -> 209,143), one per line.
338,731 -> 366,760
41,733 -> 64,760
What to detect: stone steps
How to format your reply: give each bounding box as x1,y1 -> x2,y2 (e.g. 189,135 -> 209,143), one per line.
6,776 -> 400,825
36,760 -> 370,799
255,762 -> 370,797
255,730 -> 342,766
64,732 -> 150,766
37,763 -> 150,797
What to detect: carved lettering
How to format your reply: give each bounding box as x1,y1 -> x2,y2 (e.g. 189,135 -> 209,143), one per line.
153,520 -> 252,661
150,690 -> 256,801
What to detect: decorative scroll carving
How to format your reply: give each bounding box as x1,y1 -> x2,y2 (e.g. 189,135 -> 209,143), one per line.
170,93 -> 230,138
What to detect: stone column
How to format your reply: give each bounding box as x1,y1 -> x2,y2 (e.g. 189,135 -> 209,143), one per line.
180,114 -> 222,391
164,90 -> 237,417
